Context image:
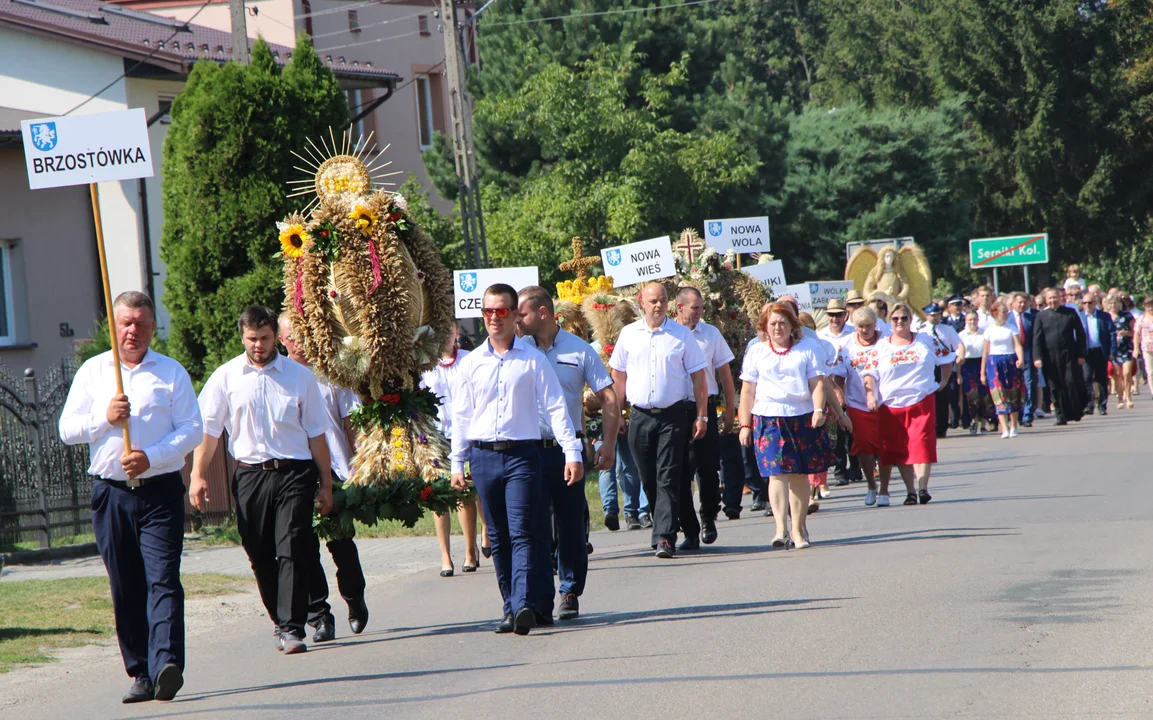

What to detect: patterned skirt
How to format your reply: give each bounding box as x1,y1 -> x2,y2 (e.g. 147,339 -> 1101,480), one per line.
753,414 -> 836,478
961,358 -> 995,423
985,353 -> 1025,416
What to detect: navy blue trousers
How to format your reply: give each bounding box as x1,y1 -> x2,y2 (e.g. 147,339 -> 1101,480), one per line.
720,433 -> 767,515
538,445 -> 587,600
91,472 -> 185,683
472,444 -> 549,617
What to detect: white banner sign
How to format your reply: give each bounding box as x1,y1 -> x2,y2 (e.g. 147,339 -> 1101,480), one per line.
453,266 -> 539,318
703,216 -> 770,253
21,108 -> 154,190
741,260 -> 786,295
601,236 -> 675,288
807,281 -> 856,308
781,283 -> 813,315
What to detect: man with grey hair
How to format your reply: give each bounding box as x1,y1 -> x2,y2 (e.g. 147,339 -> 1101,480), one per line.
60,291 -> 203,703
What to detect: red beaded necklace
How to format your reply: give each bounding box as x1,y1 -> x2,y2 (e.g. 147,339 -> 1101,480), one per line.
439,349 -> 459,368
855,331 -> 878,348
768,338 -> 792,355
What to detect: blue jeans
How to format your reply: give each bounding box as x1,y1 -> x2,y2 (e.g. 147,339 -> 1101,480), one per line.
538,445 -> 587,599
597,439 -> 649,517
472,445 -> 549,617
1022,362 -> 1035,422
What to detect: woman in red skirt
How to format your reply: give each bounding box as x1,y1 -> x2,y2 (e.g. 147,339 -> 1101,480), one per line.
840,306 -> 884,506
862,303 -> 956,506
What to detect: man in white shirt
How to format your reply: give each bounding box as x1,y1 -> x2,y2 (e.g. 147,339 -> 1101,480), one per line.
818,298 -> 854,346
921,303 -> 963,437
277,313 -> 369,641
59,291 -> 202,704
974,285 -> 995,331
517,286 -> 617,621
189,306 -> 334,655
450,283 -> 582,636
673,286 -> 735,549
610,282 -> 709,559
819,299 -> 860,486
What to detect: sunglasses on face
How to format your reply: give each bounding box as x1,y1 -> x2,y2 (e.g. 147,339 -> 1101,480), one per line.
482,307 -> 510,318
890,315 -> 911,322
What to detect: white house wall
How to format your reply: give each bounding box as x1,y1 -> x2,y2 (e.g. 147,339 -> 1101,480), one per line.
0,27 -> 151,326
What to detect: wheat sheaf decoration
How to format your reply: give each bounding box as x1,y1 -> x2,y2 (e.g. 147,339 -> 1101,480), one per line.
277,128 -> 461,539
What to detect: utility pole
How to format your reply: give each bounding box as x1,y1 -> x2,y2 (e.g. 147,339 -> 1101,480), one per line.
230,0 -> 249,64
439,0 -> 487,268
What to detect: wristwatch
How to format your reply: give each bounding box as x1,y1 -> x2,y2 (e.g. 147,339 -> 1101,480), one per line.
696,415 -> 708,422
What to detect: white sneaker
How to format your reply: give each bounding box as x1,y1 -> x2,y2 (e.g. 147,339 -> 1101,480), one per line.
876,494 -> 891,507
1001,430 -> 1010,439
865,489 -> 877,506
1035,410 -> 1047,418
1008,428 -> 1019,438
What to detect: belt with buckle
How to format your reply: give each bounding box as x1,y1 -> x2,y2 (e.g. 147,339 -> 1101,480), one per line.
537,438 -> 559,448
471,440 -> 535,452
633,401 -> 693,415
94,471 -> 180,490
237,458 -> 309,470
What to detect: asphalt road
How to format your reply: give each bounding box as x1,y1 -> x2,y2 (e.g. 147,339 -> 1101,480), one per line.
10,403 -> 1153,719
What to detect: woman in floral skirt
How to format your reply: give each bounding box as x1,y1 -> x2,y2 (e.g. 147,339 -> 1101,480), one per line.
980,301 -> 1026,438
959,311 -> 995,434
738,303 -> 836,549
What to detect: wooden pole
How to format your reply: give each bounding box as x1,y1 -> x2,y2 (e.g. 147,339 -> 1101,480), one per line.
89,184 -> 134,474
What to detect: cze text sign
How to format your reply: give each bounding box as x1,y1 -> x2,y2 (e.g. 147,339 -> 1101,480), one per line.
453,266 -> 539,319
741,260 -> 787,295
20,108 -> 154,190
601,236 -> 675,288
703,216 -> 770,253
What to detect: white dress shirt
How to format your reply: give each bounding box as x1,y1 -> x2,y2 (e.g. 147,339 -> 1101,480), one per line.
198,353 -> 328,464
677,320 -> 735,396
818,325 -> 853,347
609,317 -> 708,409
523,329 -> 612,437
739,339 -> 823,417
420,349 -> 471,438
59,350 -> 203,481
316,372 -> 359,481
976,308 -> 993,332
449,336 -> 581,474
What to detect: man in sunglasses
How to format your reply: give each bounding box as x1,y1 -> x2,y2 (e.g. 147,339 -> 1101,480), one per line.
450,284 -> 582,636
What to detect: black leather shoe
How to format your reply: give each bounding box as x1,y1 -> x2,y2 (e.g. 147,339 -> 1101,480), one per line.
558,592 -> 579,620
153,663 -> 183,702
348,596 -> 369,634
481,544 -> 492,559
1099,407 -> 1107,416
604,514 -> 620,532
313,614 -> 336,643
701,517 -> 718,545
513,606 -> 536,636
495,614 -> 514,634
750,501 -> 767,512
534,610 -> 555,626
723,508 -> 740,520
678,537 -> 701,551
123,676 -> 154,704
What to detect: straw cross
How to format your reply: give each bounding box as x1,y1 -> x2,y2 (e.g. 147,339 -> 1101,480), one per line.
675,230 -> 705,264
558,237 -> 601,282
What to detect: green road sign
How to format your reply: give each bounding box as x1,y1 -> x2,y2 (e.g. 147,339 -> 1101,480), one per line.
969,233 -> 1049,269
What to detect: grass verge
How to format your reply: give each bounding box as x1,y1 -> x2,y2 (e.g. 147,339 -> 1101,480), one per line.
0,533 -> 97,554
0,573 -> 251,672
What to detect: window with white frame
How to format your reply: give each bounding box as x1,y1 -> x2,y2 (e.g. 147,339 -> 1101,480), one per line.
0,244 -> 17,345
416,75 -> 434,150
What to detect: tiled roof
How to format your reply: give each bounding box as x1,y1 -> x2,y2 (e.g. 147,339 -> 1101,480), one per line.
0,0 -> 400,82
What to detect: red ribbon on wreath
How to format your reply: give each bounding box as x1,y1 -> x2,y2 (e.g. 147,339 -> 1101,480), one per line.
366,237 -> 383,293
419,485 -> 434,502
293,258 -> 305,316
379,393 -> 402,404
603,344 -> 615,356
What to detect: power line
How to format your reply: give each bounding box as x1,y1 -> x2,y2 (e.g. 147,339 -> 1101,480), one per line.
482,0 -> 729,28
310,10 -> 425,40
320,28 -> 423,52
63,0 -> 215,115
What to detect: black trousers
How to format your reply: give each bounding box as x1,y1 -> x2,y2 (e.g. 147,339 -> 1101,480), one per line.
679,401 -> 721,537
720,434 -> 767,513
1083,347 -> 1109,411
629,404 -> 693,546
233,462 -> 319,638
91,473 -> 185,683
307,533 -> 366,626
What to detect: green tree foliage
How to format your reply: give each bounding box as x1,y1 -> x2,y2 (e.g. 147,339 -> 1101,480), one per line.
814,0 -> 1153,270
160,37 -> 348,381
475,49 -> 759,289
769,101 -> 979,280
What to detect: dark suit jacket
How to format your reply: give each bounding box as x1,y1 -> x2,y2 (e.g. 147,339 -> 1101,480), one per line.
1084,309 -> 1115,358
1033,306 -> 1086,366
1011,310 -> 1035,361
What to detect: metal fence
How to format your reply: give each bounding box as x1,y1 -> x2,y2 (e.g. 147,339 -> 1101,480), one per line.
0,358 -> 93,548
